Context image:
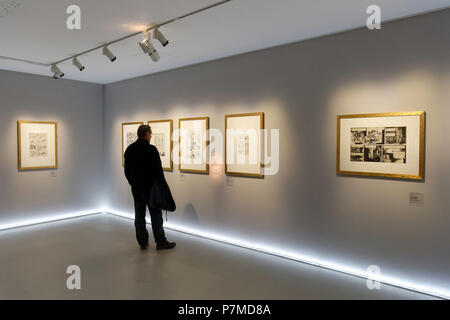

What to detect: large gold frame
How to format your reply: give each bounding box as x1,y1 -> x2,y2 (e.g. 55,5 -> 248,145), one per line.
148,119 -> 173,171
225,112 -> 265,178
17,120 -> 58,171
337,111 -> 425,180
178,116 -> 210,174
122,121 -> 144,167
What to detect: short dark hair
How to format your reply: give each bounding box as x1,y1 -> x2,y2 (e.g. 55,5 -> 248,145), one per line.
137,125 -> 152,138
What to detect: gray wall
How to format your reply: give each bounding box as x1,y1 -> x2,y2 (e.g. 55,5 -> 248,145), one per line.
0,70 -> 105,224
104,9 -> 450,290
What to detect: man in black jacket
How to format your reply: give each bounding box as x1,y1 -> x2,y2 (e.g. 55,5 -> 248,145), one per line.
124,125 -> 176,251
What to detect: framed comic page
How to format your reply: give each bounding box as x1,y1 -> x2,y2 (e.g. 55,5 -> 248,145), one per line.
179,117 -> 209,174
337,111 -> 425,180
148,119 -> 173,171
18,121 -> 58,171
225,112 -> 264,177
122,122 -> 143,167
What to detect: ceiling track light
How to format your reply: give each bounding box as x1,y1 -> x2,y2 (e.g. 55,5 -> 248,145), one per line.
149,49 -> 160,63
153,28 -> 169,47
139,34 -> 160,62
39,0 -> 233,79
102,46 -> 117,62
51,64 -> 64,79
72,57 -> 85,71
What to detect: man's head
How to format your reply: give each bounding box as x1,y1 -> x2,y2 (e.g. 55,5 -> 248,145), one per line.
137,125 -> 152,142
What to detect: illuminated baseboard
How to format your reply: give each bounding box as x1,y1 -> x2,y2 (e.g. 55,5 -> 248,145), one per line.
0,210 -> 104,231
106,209 -> 449,300
0,208 -> 448,299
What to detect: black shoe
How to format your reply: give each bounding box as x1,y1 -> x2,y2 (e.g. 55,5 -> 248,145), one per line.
156,241 -> 176,250
140,243 -> 149,251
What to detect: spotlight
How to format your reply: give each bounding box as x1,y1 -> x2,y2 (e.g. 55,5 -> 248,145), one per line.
139,39 -> 152,55
102,46 -> 116,62
139,37 -> 160,62
51,64 -> 64,79
153,28 -> 169,47
72,57 -> 85,71
150,49 -> 160,62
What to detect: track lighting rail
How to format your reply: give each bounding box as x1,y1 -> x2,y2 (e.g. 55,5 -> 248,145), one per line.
0,0 -> 233,77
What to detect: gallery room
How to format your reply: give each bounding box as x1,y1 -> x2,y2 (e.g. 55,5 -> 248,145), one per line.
1,0 -> 450,306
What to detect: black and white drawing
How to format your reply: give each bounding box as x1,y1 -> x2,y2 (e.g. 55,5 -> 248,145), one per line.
126,131 -> 137,148
237,134 -> 250,158
366,127 -> 384,145
364,145 -> 383,162
186,131 -> 201,161
350,145 -> 364,162
122,122 -> 143,167
338,112 -> 424,180
29,133 -> 48,158
351,128 -> 367,144
384,145 -> 407,163
385,127 -> 407,145
350,126 -> 406,163
18,121 -> 57,170
149,120 -> 173,170
225,113 -> 264,177
179,117 -> 209,173
152,133 -> 166,157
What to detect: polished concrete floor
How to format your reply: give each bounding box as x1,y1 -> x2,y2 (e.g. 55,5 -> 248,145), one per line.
0,214 -> 436,300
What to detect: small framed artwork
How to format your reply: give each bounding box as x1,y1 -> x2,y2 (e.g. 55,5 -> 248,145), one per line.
122,122 -> 143,166
225,112 -> 264,177
179,117 -> 209,174
337,111 -> 425,180
18,121 -> 58,171
148,119 -> 173,171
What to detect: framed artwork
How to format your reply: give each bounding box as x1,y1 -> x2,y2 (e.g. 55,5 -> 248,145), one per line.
18,121 -> 58,171
122,122 -> 143,166
225,112 -> 264,177
337,111 -> 425,180
179,117 -> 209,174
148,119 -> 173,171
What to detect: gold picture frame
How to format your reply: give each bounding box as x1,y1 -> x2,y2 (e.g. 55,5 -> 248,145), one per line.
179,117 -> 210,174
225,112 -> 265,178
337,111 -> 425,180
148,119 -> 174,171
18,121 -> 58,171
122,122 -> 143,167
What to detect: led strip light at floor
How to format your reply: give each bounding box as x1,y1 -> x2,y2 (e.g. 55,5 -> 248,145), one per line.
106,209 -> 450,300
0,210 -> 103,231
0,209 -> 448,299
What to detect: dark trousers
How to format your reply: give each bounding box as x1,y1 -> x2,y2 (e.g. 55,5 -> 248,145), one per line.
131,186 -> 167,246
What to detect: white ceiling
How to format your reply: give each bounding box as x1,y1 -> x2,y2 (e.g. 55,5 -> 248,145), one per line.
0,0 -> 449,84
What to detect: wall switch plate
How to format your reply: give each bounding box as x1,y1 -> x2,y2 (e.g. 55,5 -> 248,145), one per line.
50,171 -> 57,178
180,172 -> 185,181
409,192 -> 424,207
226,176 -> 233,186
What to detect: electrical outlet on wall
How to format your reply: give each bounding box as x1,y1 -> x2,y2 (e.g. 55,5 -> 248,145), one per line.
50,171 -> 57,178
180,172 -> 185,181
226,176 -> 233,187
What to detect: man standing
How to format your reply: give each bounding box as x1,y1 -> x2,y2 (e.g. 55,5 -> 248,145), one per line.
124,125 -> 176,251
